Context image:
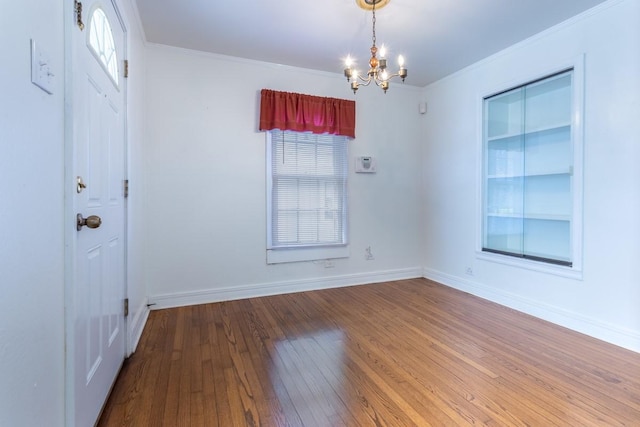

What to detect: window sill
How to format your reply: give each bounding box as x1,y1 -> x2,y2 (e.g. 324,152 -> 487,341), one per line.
476,250 -> 583,280
267,245 -> 349,264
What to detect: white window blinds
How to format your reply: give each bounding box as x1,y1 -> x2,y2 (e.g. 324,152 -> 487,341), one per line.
267,130 -> 348,249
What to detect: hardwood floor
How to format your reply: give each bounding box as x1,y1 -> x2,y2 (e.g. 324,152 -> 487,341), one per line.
98,278 -> 640,426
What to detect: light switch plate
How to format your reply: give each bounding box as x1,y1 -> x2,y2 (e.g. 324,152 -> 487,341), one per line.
31,39 -> 54,94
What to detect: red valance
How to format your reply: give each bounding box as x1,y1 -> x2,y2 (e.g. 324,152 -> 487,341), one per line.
259,89 -> 356,138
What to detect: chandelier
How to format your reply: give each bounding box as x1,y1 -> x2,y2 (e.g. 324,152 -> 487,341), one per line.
343,0 -> 407,93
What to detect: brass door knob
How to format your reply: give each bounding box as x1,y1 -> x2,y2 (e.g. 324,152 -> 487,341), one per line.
77,213 -> 102,231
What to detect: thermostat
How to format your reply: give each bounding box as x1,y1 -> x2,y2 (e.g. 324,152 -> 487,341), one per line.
355,156 -> 377,173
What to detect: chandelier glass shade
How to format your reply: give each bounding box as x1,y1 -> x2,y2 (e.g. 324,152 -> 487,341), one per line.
344,0 -> 407,93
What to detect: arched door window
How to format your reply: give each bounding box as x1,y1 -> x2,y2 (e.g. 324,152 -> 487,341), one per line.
88,7 -> 119,85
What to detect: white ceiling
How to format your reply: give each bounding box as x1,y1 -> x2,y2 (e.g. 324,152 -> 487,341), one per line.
133,0 -> 607,87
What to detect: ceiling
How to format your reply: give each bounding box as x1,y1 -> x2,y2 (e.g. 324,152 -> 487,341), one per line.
133,0 -> 607,87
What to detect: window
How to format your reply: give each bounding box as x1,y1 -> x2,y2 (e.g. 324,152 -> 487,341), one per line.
88,7 -> 119,86
482,69 -> 581,268
267,130 -> 348,263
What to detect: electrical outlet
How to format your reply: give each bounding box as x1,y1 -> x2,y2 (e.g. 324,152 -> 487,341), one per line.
465,267 -> 474,276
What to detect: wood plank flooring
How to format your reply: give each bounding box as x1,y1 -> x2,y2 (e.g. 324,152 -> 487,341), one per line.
98,278 -> 640,426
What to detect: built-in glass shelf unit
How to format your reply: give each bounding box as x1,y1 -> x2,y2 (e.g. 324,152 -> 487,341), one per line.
483,71 -> 574,266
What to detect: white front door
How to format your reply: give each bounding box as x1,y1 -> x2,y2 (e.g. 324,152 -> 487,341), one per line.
69,1 -> 127,425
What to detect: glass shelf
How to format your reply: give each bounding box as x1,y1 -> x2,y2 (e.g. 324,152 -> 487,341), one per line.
487,123 -> 571,143
486,212 -> 571,221
488,169 -> 571,179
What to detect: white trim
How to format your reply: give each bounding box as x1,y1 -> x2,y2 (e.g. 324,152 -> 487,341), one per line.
63,1 -> 78,423
127,299 -> 149,355
475,250 -> 582,280
148,267 -> 423,310
423,267 -> 640,353
144,42 -> 424,92
267,245 -> 350,264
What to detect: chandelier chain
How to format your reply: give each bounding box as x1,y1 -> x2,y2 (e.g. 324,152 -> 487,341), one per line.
371,0 -> 377,47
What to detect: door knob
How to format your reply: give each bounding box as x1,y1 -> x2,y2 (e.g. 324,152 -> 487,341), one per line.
77,213 -> 102,231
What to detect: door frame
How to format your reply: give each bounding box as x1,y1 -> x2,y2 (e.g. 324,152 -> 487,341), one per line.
63,0 -> 129,424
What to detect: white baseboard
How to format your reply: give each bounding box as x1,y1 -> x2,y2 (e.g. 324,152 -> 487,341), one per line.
423,267 -> 640,353
148,267 -> 423,310
127,298 -> 150,356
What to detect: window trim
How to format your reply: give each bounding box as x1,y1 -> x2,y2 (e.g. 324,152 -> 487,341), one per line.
266,130 -> 350,264
475,54 -> 585,278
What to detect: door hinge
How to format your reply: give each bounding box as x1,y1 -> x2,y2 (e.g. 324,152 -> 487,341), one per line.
124,179 -> 129,198
123,60 -> 129,78
74,1 -> 85,31
124,298 -> 129,317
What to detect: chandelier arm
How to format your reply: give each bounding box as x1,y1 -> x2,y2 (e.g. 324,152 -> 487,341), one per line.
356,76 -> 374,86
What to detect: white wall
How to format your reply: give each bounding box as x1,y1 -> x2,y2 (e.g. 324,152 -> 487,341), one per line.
421,0 -> 640,351
0,1 -> 65,425
143,46 -> 425,307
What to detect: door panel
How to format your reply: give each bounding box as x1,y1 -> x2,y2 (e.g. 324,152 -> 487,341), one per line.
70,0 -> 127,425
